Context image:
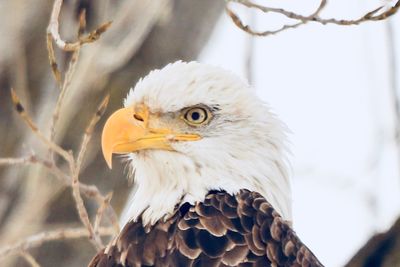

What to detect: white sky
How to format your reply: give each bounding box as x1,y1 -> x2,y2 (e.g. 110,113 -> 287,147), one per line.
200,1 -> 400,266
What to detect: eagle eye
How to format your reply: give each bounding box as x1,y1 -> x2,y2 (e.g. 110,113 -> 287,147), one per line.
182,105 -> 212,126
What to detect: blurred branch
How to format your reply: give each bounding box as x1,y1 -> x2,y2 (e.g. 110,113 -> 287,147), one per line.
0,227 -> 114,261
10,89 -> 73,163
386,17 -> 400,184
95,1 -> 169,72
0,156 -> 33,166
19,252 -> 41,267
1,154 -> 105,200
47,0 -> 111,51
226,0 -> 400,37
244,8 -> 255,85
0,153 -> 120,236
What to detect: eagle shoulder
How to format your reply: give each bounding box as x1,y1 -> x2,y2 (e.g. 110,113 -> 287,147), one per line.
88,190 -> 323,267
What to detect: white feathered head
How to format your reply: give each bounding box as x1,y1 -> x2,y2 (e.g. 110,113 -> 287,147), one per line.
102,61 -> 291,226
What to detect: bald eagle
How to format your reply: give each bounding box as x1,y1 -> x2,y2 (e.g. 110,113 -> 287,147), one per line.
89,62 -> 323,267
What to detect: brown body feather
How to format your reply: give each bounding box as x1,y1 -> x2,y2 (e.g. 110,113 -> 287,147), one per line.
88,190 -> 323,267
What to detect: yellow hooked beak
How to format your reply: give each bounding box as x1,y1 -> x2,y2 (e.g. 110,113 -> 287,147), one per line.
101,105 -> 201,168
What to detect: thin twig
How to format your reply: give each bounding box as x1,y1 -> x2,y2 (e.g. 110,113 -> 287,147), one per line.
30,156 -> 105,201
46,6 -> 87,88
94,192 -> 113,236
0,154 -> 114,213
10,89 -> 73,164
76,95 -> 110,172
0,156 -> 33,166
48,8 -> 84,155
0,154 -> 119,231
70,95 -> 110,250
48,48 -> 81,155
226,0 -> 400,36
47,0 -> 112,51
46,33 -> 62,86
0,227 -> 114,260
19,251 -> 41,267
226,6 -> 305,37
47,3 -> 110,159
78,9 -> 87,38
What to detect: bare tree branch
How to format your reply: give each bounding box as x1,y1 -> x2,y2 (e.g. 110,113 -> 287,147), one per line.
226,0 -> 400,36
46,33 -> 62,87
76,95 -> 110,172
48,7 -> 106,158
94,192 -> 113,236
19,252 -> 41,267
47,0 -> 111,51
0,227 -> 114,261
244,8 -> 255,85
10,89 -> 73,163
0,153 -> 120,233
0,156 -> 33,166
70,95 -> 111,250
49,48 -> 81,152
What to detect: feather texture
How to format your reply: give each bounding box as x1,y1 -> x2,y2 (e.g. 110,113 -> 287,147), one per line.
88,190 -> 323,267
119,61 -> 292,227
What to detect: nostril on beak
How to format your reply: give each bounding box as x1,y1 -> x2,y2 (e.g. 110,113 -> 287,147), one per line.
133,114 -> 144,122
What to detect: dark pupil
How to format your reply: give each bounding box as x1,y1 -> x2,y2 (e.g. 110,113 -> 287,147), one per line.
191,111 -> 201,121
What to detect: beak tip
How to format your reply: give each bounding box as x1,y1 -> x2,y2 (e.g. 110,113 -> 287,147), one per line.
102,144 -> 113,169
105,154 -> 113,169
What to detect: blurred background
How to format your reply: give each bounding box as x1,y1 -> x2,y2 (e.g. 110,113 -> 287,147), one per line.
0,0 -> 399,266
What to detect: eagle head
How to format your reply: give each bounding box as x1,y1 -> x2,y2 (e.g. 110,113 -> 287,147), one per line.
101,61 -> 291,226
